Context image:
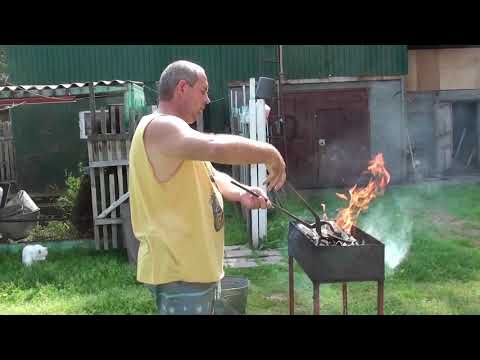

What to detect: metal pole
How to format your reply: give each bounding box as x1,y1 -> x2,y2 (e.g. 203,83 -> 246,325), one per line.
89,82 -> 96,132
288,256 -> 295,315
401,75 -> 417,180
277,45 -> 288,170
377,280 -> 384,315
279,45 -> 285,83
342,282 -> 348,315
313,282 -> 320,315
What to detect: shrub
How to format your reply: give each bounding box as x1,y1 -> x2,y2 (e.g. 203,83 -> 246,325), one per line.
25,221 -> 80,241
71,175 -> 93,238
56,171 -> 80,218
24,166 -> 91,242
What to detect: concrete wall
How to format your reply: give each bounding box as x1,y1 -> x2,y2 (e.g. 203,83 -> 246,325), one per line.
282,79 -> 406,183
406,92 -> 436,177
369,81 -> 406,183
407,89 -> 480,176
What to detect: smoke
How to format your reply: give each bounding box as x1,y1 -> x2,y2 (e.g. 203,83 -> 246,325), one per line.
359,191 -> 414,271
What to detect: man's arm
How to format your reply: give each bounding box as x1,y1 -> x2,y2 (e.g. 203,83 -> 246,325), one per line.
211,169 -> 243,202
144,115 -> 286,191
212,168 -> 271,209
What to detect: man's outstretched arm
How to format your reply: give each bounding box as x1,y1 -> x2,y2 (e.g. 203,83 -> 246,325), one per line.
212,168 -> 271,209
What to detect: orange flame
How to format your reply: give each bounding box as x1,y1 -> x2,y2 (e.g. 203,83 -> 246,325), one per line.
335,153 -> 391,234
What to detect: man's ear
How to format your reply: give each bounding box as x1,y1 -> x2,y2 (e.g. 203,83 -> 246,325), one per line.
177,79 -> 189,95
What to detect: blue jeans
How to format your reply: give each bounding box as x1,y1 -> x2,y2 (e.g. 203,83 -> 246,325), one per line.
147,281 -> 221,315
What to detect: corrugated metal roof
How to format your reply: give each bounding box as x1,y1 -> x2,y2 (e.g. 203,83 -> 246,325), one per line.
0,80 -> 142,92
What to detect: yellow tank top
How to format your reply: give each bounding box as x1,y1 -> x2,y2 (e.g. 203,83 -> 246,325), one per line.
128,114 -> 225,285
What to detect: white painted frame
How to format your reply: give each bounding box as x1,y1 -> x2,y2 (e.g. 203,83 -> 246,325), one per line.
248,78 -> 268,249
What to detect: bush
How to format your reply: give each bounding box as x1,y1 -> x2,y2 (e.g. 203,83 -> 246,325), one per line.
71,175 -> 93,238
56,171 -> 81,218
25,221 -> 80,241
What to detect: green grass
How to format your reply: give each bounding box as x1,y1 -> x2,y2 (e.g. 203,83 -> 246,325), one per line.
226,181 -> 480,315
0,248 -> 156,314
2,181 -> 480,314
224,201 -> 250,246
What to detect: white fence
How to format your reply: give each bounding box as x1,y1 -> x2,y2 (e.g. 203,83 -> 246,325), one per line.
229,78 -> 268,249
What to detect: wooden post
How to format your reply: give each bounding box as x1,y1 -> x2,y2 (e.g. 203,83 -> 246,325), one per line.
88,84 -> 100,250
313,282 -> 320,315
125,109 -> 136,183
99,110 -> 109,250
4,123 -> 10,181
9,120 -> 16,182
378,280 -> 384,315
0,134 -> 4,181
107,107 -> 118,249
342,282 -> 348,315
115,106 -> 126,249
288,256 -> 295,315
7,122 -> 14,181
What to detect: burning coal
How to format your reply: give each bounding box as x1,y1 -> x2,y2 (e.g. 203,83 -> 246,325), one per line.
296,222 -> 364,247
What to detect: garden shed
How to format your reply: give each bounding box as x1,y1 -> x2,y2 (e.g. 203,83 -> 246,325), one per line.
0,80 -> 147,249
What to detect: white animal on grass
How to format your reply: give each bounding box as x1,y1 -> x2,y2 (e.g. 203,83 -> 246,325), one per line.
22,244 -> 48,266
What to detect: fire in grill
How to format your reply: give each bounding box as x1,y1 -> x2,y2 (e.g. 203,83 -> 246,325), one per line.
231,153 -> 390,315
285,153 -> 390,315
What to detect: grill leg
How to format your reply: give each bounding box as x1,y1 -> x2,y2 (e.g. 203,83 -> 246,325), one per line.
313,282 -> 320,315
288,256 -> 294,315
377,280 -> 384,315
342,282 -> 348,315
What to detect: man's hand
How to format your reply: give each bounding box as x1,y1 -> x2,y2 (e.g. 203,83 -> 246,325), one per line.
239,186 -> 272,210
263,104 -> 286,192
264,104 -> 271,119
264,145 -> 286,192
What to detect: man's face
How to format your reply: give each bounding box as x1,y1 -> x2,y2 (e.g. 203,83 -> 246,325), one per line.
180,72 -> 210,124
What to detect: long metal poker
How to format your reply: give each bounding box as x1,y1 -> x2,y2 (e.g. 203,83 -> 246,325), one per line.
230,180 -> 318,230
285,181 -> 322,231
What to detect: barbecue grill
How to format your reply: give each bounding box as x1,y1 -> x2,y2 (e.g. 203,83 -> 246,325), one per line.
230,179 -> 386,315
288,221 -> 384,315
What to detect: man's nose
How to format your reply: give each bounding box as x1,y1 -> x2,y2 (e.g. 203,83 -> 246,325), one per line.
205,95 -> 211,105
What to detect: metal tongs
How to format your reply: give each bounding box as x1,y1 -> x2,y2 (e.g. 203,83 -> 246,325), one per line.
230,180 -> 336,237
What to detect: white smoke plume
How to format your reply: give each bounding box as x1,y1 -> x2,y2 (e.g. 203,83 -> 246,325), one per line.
359,192 -> 414,271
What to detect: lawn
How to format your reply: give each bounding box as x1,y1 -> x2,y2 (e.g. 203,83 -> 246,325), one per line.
1,180 -> 480,315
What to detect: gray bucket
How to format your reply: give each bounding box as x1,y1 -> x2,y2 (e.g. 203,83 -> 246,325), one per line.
218,276 -> 249,315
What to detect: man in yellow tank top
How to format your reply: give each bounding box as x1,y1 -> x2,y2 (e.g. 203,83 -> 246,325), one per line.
129,60 -> 286,315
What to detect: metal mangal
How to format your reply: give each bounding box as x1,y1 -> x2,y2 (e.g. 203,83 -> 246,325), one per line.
288,222 -> 385,315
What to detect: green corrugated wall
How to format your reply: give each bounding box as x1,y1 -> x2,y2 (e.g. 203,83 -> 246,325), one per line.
283,45 -> 407,78
7,45 -> 407,191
